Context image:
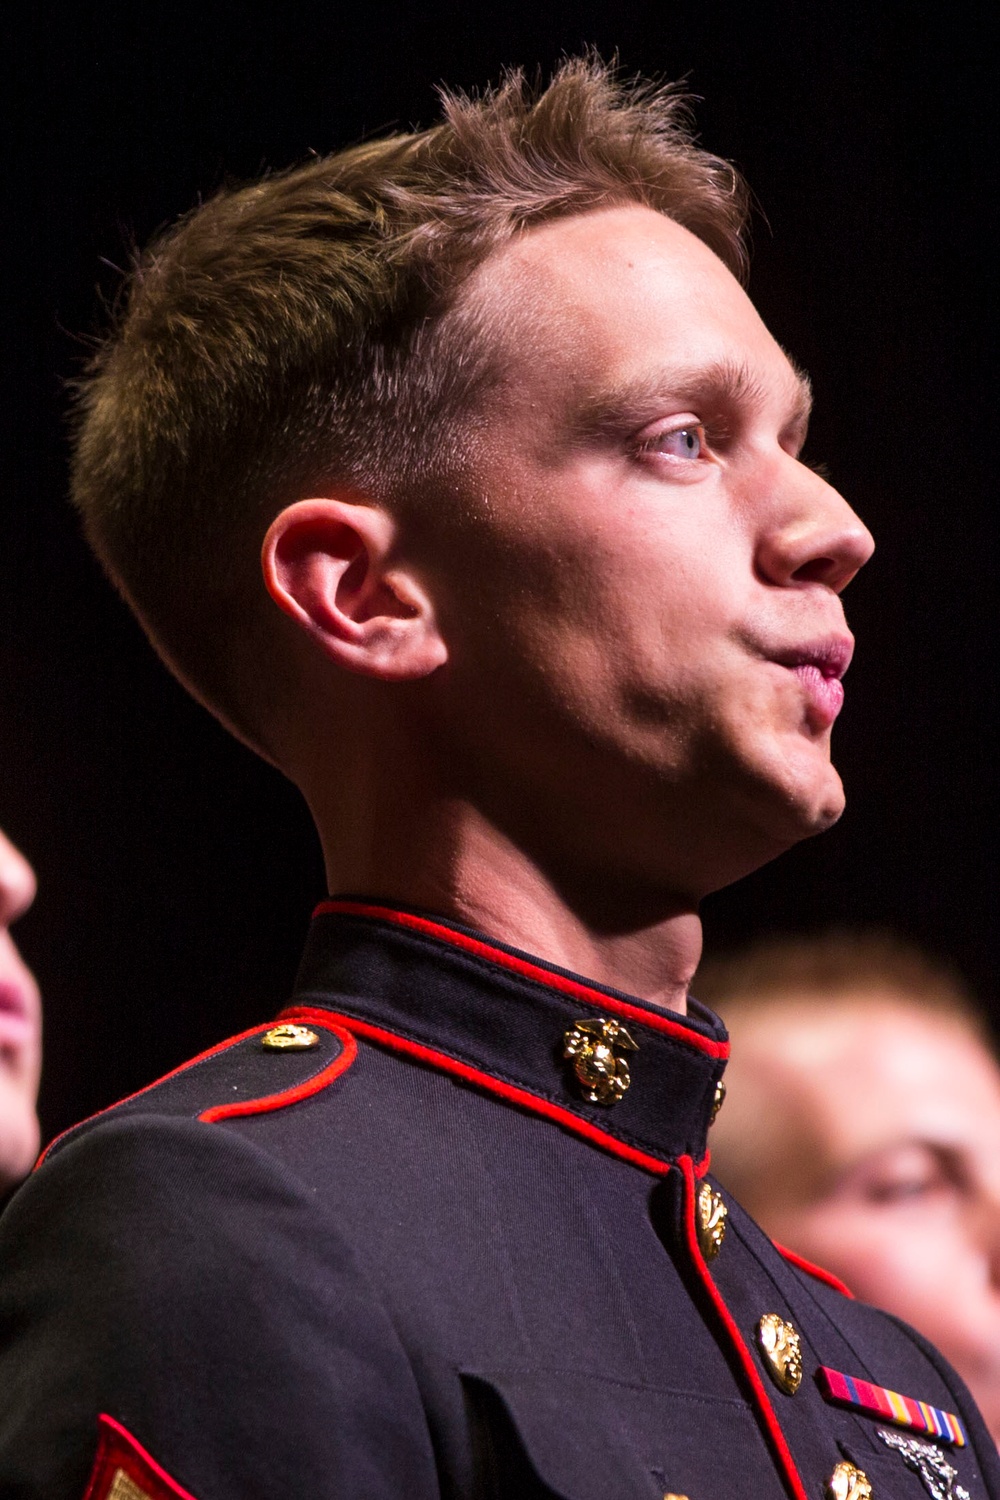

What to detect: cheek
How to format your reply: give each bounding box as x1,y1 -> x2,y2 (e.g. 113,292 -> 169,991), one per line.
838,1225 -> 961,1305
785,1205 -> 1000,1342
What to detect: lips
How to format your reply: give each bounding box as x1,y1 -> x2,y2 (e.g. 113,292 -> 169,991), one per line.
769,636 -> 854,731
771,636 -> 854,680
0,980 -> 34,1055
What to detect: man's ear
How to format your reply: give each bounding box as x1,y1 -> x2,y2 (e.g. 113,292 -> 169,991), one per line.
261,498 -> 448,681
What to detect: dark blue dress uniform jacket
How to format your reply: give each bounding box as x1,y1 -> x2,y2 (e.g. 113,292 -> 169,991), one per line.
0,901 -> 997,1498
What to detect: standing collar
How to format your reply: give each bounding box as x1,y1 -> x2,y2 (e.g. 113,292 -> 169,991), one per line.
286,898 -> 729,1174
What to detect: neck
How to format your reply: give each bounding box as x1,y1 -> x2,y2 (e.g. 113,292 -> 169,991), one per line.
314,781 -> 701,1013
449,866 -> 702,1013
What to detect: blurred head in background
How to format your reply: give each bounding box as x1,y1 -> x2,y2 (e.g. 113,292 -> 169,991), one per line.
0,828 -> 41,1191
698,932 -> 1000,1443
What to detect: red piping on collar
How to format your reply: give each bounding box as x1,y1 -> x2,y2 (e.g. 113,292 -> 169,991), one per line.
678,1155 -> 809,1500
36,1019 -> 355,1169
773,1243 -> 854,1299
282,1005 -> 712,1177
84,1412 -> 199,1500
314,900 -> 728,1060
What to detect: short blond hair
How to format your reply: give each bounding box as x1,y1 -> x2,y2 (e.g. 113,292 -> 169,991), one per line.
69,56 -> 748,748
696,929 -> 989,1042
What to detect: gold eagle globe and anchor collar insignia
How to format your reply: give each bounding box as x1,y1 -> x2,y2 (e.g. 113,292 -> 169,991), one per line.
696,1180 -> 727,1259
756,1313 -> 803,1395
305,901 -> 730,1166
563,1018 -> 638,1105
826,1461 -> 872,1500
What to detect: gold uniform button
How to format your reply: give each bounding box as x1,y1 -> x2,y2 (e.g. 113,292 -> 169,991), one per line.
826,1460 -> 872,1500
696,1180 -> 727,1260
261,1023 -> 320,1051
756,1312 -> 803,1395
563,1018 -> 638,1105
709,1078 -> 726,1123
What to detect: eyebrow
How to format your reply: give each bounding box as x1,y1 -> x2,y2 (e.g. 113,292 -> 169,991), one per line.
569,354 -> 814,443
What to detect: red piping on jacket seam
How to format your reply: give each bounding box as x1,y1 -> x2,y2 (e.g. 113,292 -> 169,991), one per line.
36,1019 -> 354,1168
36,1022 -> 276,1169
773,1242 -> 854,1299
199,1022 -> 356,1122
84,1413 -> 200,1500
283,1005 -> 676,1176
678,1156 -> 809,1500
314,900 -> 728,1060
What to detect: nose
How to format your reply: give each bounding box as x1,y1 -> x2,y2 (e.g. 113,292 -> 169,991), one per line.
755,462 -> 875,594
0,830 -> 36,927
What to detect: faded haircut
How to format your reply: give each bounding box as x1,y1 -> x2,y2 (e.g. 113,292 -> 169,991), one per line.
69,55 -> 749,750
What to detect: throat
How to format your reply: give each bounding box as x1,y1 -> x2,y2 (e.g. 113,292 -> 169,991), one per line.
317,780 -> 702,1011
441,878 -> 703,1014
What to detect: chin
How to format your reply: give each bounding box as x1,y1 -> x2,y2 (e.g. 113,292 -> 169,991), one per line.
683,776 -> 845,901
770,729 -> 847,829
729,753 -> 846,867
0,1104 -> 40,1190
782,773 -> 846,842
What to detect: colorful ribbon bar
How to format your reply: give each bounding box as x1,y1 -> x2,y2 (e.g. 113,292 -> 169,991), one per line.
816,1365 -> 966,1447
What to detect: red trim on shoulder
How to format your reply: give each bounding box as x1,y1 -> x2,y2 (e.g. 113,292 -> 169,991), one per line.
83,1413 -> 199,1500
283,1004 -> 673,1176
773,1242 -> 854,1299
199,1019 -> 356,1123
37,1019 -> 356,1168
314,899 -> 728,1060
36,1022 -> 275,1169
678,1156 -> 809,1500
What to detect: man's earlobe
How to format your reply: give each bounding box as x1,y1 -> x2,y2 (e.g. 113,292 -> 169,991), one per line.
261,499 -> 448,681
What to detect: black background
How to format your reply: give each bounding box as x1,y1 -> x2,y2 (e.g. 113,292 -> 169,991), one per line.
1,2 -> 995,1142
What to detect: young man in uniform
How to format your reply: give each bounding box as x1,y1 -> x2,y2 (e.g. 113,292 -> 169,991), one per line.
0,58 -> 995,1499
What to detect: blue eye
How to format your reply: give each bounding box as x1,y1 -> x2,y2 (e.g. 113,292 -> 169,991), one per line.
652,425 -> 704,459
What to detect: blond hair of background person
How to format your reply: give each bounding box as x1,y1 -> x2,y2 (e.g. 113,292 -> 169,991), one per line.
698,931 -> 1000,1444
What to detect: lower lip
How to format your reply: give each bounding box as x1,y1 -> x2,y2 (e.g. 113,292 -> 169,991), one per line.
0,1014 -> 32,1056
792,663 -> 845,729
0,984 -> 31,1049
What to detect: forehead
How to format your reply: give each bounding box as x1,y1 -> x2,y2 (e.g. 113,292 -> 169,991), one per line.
740,995 -> 1000,1159
462,203 -> 806,421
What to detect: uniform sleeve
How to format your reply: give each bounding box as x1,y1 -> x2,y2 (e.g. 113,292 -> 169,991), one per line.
0,1115 -> 440,1499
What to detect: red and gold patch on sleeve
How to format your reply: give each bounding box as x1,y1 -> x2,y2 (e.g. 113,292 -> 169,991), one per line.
83,1414 -> 199,1500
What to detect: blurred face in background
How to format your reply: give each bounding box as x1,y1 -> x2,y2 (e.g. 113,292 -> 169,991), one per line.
0,828 -> 41,1189
712,993 -> 1000,1443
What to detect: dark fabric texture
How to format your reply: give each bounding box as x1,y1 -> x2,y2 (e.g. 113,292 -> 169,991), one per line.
0,907 -> 996,1499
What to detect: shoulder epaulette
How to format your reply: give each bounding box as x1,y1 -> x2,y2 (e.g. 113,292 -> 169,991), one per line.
37,1017 -> 355,1169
